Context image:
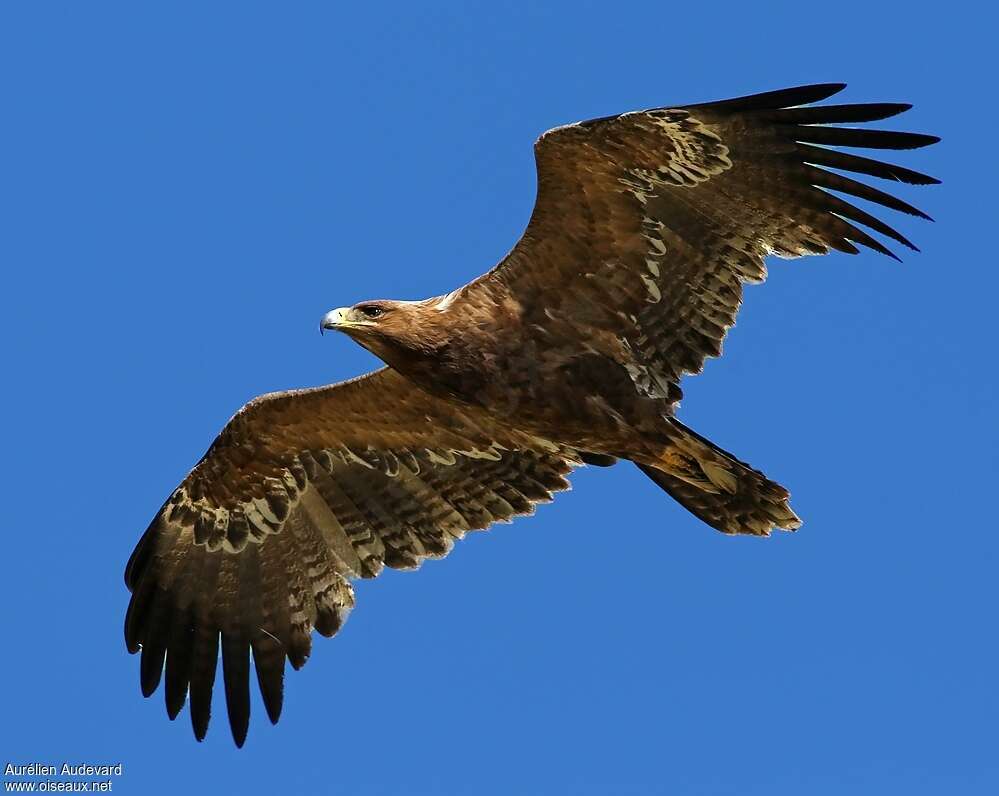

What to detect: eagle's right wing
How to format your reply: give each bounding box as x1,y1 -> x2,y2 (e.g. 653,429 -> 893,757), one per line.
124,367 -> 577,746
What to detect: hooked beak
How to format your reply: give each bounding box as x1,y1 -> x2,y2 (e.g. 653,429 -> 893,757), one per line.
319,307 -> 352,335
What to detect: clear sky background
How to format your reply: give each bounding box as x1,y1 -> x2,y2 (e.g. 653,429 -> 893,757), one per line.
2,2 -> 995,794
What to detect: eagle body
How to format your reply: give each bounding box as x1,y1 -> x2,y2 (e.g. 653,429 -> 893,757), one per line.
372,294 -> 670,447
123,84 -> 938,746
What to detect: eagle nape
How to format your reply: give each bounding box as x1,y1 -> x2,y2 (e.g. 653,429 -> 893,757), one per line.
123,82 -> 937,746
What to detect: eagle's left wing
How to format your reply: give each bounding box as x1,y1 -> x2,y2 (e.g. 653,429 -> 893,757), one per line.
475,83 -> 938,402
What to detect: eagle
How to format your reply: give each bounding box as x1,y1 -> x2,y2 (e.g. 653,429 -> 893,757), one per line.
124,83 -> 938,746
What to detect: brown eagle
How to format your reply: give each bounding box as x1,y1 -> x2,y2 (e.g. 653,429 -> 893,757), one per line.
124,83 -> 938,746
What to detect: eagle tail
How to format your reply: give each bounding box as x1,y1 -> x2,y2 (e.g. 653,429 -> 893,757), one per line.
637,421 -> 802,536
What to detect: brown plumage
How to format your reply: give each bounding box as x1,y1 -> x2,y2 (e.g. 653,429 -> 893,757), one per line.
124,83 -> 938,745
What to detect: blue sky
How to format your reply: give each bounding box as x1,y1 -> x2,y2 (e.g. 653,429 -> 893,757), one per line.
1,2 -> 995,794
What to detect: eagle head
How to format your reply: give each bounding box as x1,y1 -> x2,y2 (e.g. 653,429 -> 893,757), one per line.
320,299 -> 447,369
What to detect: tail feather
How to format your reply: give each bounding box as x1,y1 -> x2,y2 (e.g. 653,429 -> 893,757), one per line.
639,421 -> 801,536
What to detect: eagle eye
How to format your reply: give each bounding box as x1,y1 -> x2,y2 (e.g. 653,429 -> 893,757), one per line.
358,305 -> 384,319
